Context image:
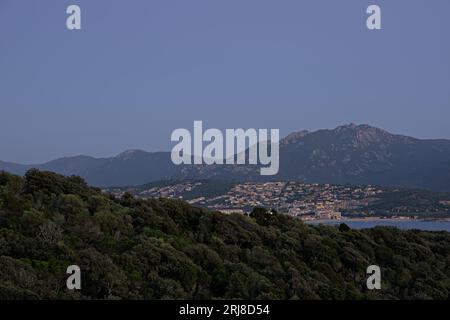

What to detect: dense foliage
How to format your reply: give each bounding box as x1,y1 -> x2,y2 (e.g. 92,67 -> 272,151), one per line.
1,170 -> 449,300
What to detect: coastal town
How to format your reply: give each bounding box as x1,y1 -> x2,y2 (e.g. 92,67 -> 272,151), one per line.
105,181 -> 396,221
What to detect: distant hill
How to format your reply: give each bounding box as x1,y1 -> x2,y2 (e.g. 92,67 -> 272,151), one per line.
0,151 -> 181,187
2,124 -> 450,190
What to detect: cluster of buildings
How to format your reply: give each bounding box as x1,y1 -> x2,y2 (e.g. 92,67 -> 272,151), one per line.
203,182 -> 381,220
107,181 -> 384,221
137,181 -> 202,198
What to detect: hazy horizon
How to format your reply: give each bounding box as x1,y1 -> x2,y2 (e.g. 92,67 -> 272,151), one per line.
2,122 -> 449,165
1,0 -> 450,163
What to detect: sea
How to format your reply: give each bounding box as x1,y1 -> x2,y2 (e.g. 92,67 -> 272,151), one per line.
306,219 -> 450,232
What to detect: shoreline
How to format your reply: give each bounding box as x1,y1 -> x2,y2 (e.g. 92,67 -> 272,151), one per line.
305,217 -> 450,224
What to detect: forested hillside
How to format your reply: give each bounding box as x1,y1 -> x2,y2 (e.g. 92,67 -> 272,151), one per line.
1,170 -> 449,300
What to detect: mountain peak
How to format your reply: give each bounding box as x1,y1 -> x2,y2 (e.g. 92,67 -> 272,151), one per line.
115,149 -> 147,160
328,123 -> 417,148
281,130 -> 310,144
334,123 -> 382,132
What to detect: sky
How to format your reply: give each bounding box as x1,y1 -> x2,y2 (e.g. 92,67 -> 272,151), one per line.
0,0 -> 449,164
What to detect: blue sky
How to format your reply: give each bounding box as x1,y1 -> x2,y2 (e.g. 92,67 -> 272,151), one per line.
1,0 -> 449,163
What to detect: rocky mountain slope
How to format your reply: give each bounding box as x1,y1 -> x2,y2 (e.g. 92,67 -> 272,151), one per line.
2,124 -> 450,190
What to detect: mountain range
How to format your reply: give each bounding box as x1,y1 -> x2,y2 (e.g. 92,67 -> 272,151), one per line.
2,124 -> 450,191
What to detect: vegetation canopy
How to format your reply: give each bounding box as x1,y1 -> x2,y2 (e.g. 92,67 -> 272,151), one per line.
0,170 -> 449,300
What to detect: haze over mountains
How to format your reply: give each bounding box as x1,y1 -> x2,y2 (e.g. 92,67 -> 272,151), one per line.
2,124 -> 450,191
